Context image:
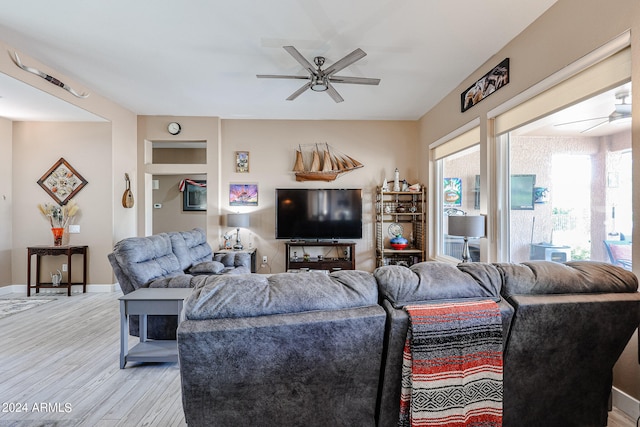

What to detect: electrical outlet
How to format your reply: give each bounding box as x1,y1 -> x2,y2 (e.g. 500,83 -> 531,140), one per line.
62,264 -> 68,272
262,255 -> 268,264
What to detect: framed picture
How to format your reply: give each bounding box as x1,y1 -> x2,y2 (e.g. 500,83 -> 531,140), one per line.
443,178 -> 462,207
183,180 -> 207,211
235,151 -> 249,173
461,58 -> 509,112
37,157 -> 88,205
230,183 -> 258,206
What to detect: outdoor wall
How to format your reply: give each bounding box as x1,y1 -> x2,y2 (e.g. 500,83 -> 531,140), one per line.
509,135 -> 604,263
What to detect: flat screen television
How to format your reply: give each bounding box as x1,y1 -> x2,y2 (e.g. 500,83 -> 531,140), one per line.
275,188 -> 363,240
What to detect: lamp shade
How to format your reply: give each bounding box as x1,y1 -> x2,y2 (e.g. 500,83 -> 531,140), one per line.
227,213 -> 250,228
448,215 -> 485,238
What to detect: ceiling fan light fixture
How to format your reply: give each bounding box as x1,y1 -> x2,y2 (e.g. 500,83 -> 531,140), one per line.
310,76 -> 328,92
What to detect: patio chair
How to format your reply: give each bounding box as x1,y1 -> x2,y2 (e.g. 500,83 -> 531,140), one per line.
603,240 -> 632,271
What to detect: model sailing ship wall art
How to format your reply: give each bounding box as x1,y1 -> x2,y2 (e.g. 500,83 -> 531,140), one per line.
292,143 -> 363,182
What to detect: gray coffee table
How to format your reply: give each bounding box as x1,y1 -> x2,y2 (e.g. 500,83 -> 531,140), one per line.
119,287 -> 193,368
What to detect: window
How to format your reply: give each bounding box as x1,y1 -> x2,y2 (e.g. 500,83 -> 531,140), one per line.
440,145 -> 482,261
501,83 -> 632,268
431,124 -> 481,261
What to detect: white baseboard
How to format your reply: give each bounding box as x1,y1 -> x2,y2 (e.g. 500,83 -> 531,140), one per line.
613,386 -> 640,421
0,283 -> 121,295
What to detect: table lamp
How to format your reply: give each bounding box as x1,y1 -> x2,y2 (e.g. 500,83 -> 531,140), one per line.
448,215 -> 485,262
227,213 -> 250,250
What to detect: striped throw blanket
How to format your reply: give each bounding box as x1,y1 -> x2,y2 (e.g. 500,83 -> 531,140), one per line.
399,300 -> 503,427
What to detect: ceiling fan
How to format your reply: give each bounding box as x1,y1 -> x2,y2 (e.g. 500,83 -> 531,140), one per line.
257,46 -> 380,103
554,91 -> 632,133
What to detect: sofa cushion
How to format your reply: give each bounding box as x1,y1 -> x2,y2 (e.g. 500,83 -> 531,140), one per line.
148,274 -> 195,288
495,260 -> 638,298
111,233 -> 183,290
374,262 -> 502,308
187,260 -> 226,275
213,251 -> 251,268
169,228 -> 212,271
184,270 -> 378,320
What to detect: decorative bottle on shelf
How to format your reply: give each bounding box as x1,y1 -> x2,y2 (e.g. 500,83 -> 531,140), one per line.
393,168 -> 400,192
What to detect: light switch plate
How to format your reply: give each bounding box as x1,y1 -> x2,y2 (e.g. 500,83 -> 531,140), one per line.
68,224 -> 80,234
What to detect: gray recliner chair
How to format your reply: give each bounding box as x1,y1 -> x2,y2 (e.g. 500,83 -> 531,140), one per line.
108,228 -> 251,339
177,271 -> 386,427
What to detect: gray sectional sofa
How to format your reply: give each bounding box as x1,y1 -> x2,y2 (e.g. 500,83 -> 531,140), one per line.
108,228 -> 251,338
175,260 -> 640,427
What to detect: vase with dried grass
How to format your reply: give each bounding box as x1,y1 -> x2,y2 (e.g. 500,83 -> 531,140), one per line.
38,200 -> 80,246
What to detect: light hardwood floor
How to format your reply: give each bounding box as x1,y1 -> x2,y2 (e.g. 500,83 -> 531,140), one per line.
0,292 -> 186,427
0,291 -> 637,427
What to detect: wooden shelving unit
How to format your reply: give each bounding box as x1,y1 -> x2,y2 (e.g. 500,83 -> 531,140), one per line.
375,186 -> 426,267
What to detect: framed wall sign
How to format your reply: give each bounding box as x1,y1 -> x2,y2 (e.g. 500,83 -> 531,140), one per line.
443,177 -> 462,207
37,157 -> 88,205
182,179 -> 207,211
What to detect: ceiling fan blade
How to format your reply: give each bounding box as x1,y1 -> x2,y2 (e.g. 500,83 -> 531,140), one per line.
581,119 -> 608,133
326,83 -> 344,103
329,76 -> 380,85
283,46 -> 317,75
257,74 -> 310,80
286,82 -> 312,101
324,48 -> 367,76
554,117 -> 608,127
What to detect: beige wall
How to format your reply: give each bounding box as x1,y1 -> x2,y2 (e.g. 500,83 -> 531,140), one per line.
417,0 -> 640,402
0,39 -> 137,288
138,118 -> 418,273
219,119 -> 418,273
11,122 -> 113,285
152,174 -> 207,234
137,116 -> 220,242
0,117 -> 12,286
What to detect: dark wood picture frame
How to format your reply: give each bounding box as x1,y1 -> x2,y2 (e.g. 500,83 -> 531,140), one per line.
37,157 -> 88,205
183,180 -> 207,211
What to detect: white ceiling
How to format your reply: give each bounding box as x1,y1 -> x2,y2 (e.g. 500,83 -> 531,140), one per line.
0,0 -> 558,122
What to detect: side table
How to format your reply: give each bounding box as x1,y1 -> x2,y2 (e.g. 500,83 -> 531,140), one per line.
27,245 -> 88,297
119,287 -> 193,369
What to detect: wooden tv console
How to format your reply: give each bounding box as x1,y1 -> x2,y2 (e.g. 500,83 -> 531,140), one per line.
284,241 -> 356,272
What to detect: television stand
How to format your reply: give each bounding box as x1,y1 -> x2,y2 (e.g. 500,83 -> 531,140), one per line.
285,241 -> 356,272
